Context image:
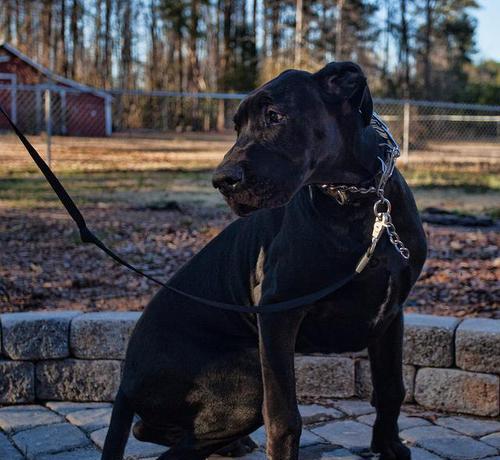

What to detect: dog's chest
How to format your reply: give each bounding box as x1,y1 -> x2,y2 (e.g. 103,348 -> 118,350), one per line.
295,272 -> 395,354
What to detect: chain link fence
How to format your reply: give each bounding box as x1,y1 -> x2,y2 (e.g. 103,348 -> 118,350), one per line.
0,83 -> 499,167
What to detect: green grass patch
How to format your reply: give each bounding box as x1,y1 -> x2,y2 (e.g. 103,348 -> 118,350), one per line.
0,170 -> 215,208
1,165 -> 498,218
401,166 -> 500,191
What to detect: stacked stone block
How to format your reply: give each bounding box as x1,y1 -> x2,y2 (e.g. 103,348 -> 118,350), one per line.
0,311 -> 498,417
0,311 -> 136,403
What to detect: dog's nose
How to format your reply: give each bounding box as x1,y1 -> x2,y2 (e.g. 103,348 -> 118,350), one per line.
212,166 -> 244,193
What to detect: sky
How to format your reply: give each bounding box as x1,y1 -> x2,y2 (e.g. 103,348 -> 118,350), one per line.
473,0 -> 500,62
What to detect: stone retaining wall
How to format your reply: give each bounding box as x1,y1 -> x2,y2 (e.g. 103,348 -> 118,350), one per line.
0,312 -> 498,417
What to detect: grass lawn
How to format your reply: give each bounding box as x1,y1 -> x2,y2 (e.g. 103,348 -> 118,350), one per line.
0,161 -> 498,219
0,132 -> 498,216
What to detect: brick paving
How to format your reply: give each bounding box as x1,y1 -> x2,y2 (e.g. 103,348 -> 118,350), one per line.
0,399 -> 499,460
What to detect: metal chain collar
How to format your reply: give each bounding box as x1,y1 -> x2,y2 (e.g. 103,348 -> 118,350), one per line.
320,112 -> 410,272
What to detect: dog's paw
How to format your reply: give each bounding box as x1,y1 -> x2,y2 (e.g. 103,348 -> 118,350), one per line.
215,436 -> 258,457
372,440 -> 411,460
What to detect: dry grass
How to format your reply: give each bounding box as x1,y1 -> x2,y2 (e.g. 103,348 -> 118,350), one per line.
0,132 -> 233,174
1,132 -> 498,216
1,132 -> 499,175
410,141 -> 500,164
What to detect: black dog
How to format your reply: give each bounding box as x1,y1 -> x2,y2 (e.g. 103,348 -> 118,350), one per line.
102,62 -> 427,460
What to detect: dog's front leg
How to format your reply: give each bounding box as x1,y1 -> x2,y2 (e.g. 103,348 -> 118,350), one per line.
258,310 -> 305,460
368,310 -> 411,460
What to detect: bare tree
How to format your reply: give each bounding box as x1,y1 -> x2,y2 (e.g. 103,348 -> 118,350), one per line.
60,0 -> 69,76
294,0 -> 303,66
103,0 -> 112,86
423,0 -> 434,92
335,0 -> 344,60
42,1 -> 54,68
70,0 -> 81,79
0,0 -> 485,104
399,0 -> 411,97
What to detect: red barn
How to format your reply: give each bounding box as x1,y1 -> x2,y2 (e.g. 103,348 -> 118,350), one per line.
0,43 -> 112,136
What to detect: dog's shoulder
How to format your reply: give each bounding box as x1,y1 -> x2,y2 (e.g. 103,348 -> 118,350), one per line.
167,206 -> 286,296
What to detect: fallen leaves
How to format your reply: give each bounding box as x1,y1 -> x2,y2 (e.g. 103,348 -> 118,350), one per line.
0,207 -> 498,318
406,224 -> 499,318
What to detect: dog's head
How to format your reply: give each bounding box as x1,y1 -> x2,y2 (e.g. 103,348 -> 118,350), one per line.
212,62 -> 373,216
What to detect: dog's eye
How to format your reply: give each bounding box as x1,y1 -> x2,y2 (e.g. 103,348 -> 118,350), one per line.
267,110 -> 285,125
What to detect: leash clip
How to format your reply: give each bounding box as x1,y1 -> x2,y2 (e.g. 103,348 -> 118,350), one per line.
355,212 -> 388,273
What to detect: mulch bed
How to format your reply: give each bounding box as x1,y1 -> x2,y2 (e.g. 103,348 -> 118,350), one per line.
0,206 -> 498,318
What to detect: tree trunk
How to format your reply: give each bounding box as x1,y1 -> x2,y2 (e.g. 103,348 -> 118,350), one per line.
399,0 -> 410,98
222,0 -> 233,91
42,1 -> 54,68
177,36 -> 183,92
149,0 -> 159,90
294,0 -> 303,66
335,0 -> 344,60
263,0 -> 269,58
252,0 -> 257,47
423,0 -> 433,96
60,0 -> 68,76
3,1 -> 13,43
104,0 -> 112,87
95,0 -> 102,82
271,0 -> 280,58
381,0 -> 390,83
121,1 -> 133,89
21,0 -> 34,55
70,0 -> 79,79
188,0 -> 201,92
14,0 -> 21,46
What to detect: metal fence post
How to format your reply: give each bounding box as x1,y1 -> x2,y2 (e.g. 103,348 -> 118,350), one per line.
402,101 -> 410,164
105,94 -> 113,136
44,85 -> 52,168
217,99 -> 225,131
10,74 -> 17,124
35,87 -> 42,133
60,89 -> 67,135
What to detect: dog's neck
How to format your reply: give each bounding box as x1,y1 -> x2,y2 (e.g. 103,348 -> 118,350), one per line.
260,115 -> 400,301
308,114 -> 380,187
259,186 -> 374,303
291,114 -> 385,244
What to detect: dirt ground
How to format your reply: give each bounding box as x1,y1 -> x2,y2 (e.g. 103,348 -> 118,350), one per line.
0,132 -> 498,318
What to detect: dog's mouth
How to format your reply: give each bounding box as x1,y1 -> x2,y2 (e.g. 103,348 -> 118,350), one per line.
221,184 -> 294,217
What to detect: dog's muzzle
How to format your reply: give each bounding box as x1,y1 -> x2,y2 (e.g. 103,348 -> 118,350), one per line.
212,165 -> 245,195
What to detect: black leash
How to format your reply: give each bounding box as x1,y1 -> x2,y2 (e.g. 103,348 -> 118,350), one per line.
0,105 -> 357,313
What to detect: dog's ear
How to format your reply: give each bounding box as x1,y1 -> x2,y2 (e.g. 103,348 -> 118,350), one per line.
314,62 -> 373,126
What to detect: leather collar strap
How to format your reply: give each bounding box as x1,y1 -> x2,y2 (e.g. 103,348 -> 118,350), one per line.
0,105 -> 357,314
